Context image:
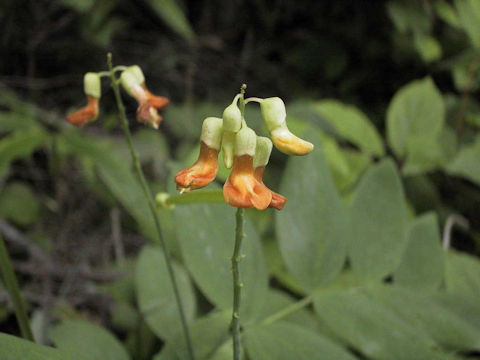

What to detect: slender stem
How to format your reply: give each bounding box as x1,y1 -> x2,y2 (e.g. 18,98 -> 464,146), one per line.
107,53 -> 195,360
231,207 -> 245,360
244,97 -> 263,104
0,234 -> 34,341
261,294 -> 314,326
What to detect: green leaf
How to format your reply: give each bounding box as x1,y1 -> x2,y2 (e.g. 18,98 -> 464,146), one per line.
0,333 -> 78,360
349,159 -> 408,282
245,322 -> 358,360
135,245 -> 196,339
0,129 -> 48,176
444,250 -> 480,299
146,0 -> 195,42
454,0 -> 480,49
386,77 -> 445,159
368,285 -> 480,351
173,202 -> 268,321
0,182 -> 41,226
313,288 -> 443,360
446,135 -> 480,185
394,213 -> 445,291
155,310 -> 231,360
413,32 -> 442,63
312,100 -> 384,156
276,133 -> 349,291
49,320 -> 130,360
434,0 -> 461,28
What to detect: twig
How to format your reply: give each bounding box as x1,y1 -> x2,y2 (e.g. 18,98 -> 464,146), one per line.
442,214 -> 469,250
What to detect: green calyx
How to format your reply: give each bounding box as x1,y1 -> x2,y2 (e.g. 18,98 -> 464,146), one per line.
222,96 -> 242,132
201,117 -> 223,150
222,130 -> 236,168
253,136 -> 273,168
120,65 -> 145,95
260,97 -> 287,132
83,72 -> 101,98
235,127 -> 257,157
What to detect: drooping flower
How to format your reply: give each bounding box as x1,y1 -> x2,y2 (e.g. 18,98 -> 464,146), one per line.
223,128 -> 272,209
175,117 -> 223,193
66,73 -> 101,126
260,97 -> 314,156
253,136 -> 287,210
120,66 -> 169,129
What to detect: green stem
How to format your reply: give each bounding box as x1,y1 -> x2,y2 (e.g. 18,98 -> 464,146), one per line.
107,53 -> 195,360
260,294 -> 314,325
0,234 -> 34,341
231,207 -> 245,360
156,190 -> 225,208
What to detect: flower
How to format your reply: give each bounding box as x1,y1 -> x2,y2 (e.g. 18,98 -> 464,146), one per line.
66,72 -> 101,126
253,166 -> 287,210
223,128 -> 272,209
175,117 -> 223,193
260,97 -> 314,155
121,66 -> 169,129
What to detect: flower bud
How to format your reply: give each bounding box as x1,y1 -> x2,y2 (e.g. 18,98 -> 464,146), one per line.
253,136 -> 273,169
83,73 -> 101,99
129,65 -> 145,84
260,97 -> 314,156
120,66 -> 144,96
235,127 -> 257,157
222,131 -> 236,169
222,100 -> 242,132
200,117 -> 223,150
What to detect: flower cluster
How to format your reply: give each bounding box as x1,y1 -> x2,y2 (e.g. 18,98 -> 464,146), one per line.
175,90 -> 314,210
66,66 -> 169,128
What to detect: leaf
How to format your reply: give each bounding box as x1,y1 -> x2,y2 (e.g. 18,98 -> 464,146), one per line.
413,32 -> 442,63
135,245 -> 196,340
444,250 -> 480,299
349,159 -> 408,282
394,213 -> 445,291
173,201 -> 268,321
49,320 -> 130,360
313,288 -> 444,360
312,100 -> 384,156
245,322 -> 358,360
386,77 -> 445,159
454,0 -> 480,49
435,1 -> 461,27
0,182 -> 41,226
0,129 -> 48,176
368,285 -> 480,351
276,133 -> 349,291
155,310 -> 231,360
446,135 -> 480,185
0,333 -> 78,360
146,0 -> 195,42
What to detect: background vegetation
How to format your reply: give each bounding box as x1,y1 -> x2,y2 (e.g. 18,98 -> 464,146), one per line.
0,0 -> 479,359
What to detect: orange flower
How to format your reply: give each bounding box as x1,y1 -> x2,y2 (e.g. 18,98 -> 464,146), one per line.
175,142 -> 219,193
254,166 -> 287,210
131,84 -> 169,129
66,95 -> 99,126
223,155 -> 272,210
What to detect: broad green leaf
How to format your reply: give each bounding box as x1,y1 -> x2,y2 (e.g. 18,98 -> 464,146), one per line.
433,293 -> 480,331
368,285 -> 480,351
394,213 -> 445,291
245,322 -> 357,360
146,0 -> 195,42
434,0 -> 461,28
312,100 -> 384,156
276,134 -> 349,291
446,135 -> 480,185
386,77 -> 445,159
49,320 -> 130,360
313,288 -> 443,360
454,0 -> 480,49
444,250 -> 480,299
413,32 -> 442,63
155,310 -> 231,360
0,129 -> 48,175
135,245 -> 196,339
174,202 -> 268,321
387,1 -> 431,34
0,182 -> 41,226
0,333 -> 78,360
349,159 -> 408,282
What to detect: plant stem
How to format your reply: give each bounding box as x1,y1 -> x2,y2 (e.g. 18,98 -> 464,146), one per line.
260,294 -> 314,325
0,234 -> 34,341
156,190 -> 225,208
231,207 -> 245,360
107,53 -> 195,360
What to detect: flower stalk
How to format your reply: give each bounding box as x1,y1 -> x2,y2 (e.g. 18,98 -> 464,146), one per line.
107,53 -> 195,360
0,234 -> 34,341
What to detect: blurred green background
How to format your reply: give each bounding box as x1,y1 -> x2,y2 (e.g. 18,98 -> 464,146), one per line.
0,0 -> 479,359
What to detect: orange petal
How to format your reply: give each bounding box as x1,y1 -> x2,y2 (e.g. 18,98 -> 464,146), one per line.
137,102 -> 162,128
254,166 -> 287,210
66,96 -> 99,126
145,89 -> 169,109
175,142 -> 219,192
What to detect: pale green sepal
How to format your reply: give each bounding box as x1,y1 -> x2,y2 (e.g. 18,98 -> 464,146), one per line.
222,131 -> 236,168
83,72 -> 101,98
235,127 -> 257,157
222,101 -> 242,132
201,117 -> 223,150
260,97 -> 287,132
253,136 -> 273,168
